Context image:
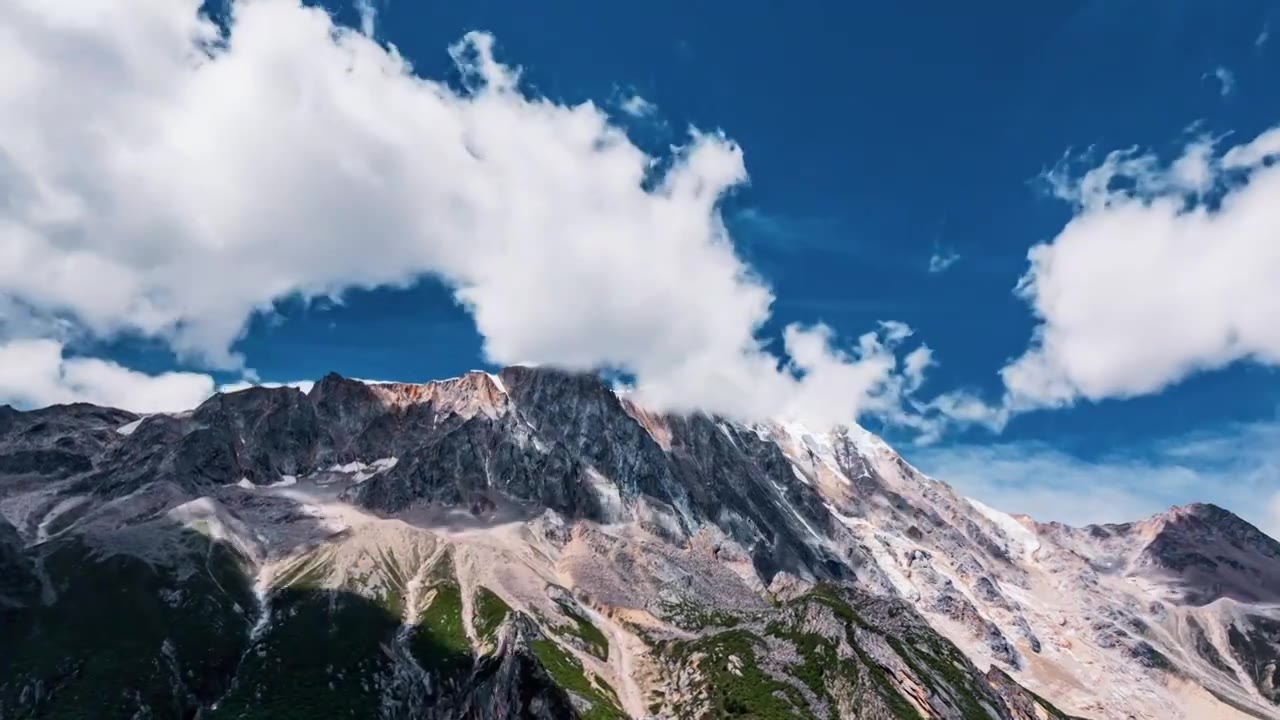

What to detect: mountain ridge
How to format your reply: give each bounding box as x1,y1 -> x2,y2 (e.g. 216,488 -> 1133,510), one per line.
1,367 -> 1277,719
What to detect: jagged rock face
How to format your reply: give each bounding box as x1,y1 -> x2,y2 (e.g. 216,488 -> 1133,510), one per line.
0,403 -> 133,479
15,367 -> 846,583
1229,615 -> 1280,705
1,367 -> 1278,720
452,616 -> 581,720
1134,504 -> 1280,605
0,516 -> 39,607
983,668 -> 1084,720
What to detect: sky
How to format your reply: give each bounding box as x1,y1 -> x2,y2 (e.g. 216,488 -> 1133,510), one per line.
1,0 -> 1278,533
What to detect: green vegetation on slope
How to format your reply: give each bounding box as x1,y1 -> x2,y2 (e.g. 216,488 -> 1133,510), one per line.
807,585 -> 1007,720
408,554 -> 472,680
657,597 -> 744,631
787,586 -> 929,719
473,585 -> 512,643
764,622 -> 843,698
208,586 -> 402,719
553,599 -> 610,660
660,629 -> 812,719
530,638 -> 625,720
648,584 -> 1028,720
0,535 -> 252,719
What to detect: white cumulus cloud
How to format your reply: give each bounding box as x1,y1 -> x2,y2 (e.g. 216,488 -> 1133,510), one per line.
0,0 -> 932,427
999,131 -> 1280,411
0,339 -> 215,414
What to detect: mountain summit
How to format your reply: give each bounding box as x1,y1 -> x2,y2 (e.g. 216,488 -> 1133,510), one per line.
1,368 -> 1276,719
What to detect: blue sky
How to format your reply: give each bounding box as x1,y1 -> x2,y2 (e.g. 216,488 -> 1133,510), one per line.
2,0 -> 1278,531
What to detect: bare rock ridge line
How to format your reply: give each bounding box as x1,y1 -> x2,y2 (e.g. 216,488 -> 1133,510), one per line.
0,366 -> 1277,719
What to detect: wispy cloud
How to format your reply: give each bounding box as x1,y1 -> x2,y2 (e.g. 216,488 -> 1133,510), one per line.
911,420 -> 1280,538
1259,23 -> 1271,49
927,248 -> 961,273
619,94 -> 657,118
730,207 -> 858,258
354,0 -> 378,37
1208,66 -> 1235,96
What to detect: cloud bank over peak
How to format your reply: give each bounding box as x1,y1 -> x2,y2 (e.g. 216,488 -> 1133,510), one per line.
0,0 -> 935,427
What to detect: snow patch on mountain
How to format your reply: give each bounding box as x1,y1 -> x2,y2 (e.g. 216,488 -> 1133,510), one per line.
967,497 -> 1041,560
116,418 -> 145,436
327,457 -> 398,483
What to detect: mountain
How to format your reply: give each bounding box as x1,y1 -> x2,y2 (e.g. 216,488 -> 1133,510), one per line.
0,367 -> 1276,719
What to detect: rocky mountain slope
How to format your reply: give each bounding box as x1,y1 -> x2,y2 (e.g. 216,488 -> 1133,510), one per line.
0,367 -> 1276,719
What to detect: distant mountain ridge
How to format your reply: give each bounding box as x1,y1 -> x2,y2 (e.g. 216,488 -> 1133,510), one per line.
1,367 -> 1277,719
